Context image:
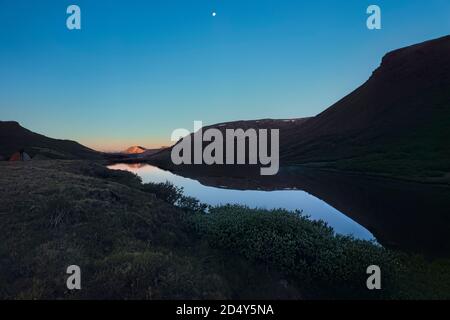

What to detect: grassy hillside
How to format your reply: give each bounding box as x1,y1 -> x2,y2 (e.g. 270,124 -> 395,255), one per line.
0,160 -> 449,299
0,121 -> 102,160
0,161 -> 298,299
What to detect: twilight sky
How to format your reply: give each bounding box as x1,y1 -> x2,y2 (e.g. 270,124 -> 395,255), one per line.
0,0 -> 449,151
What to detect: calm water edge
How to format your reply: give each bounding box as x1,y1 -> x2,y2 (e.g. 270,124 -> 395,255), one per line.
108,163 -> 376,241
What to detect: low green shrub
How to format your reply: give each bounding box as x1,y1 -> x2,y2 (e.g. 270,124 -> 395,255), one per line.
177,196 -> 209,214
191,205 -> 402,299
141,181 -> 183,205
141,181 -> 209,214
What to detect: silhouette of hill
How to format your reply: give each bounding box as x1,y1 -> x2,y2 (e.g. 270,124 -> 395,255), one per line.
280,35 -> 450,180
147,118 -> 310,167
0,121 -> 102,160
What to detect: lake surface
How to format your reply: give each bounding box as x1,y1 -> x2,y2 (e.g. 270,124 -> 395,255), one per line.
108,163 -> 376,241
109,163 -> 450,256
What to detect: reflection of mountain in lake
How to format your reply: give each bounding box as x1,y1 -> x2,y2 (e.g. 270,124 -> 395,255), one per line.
109,163 -> 376,241
170,166 -> 450,257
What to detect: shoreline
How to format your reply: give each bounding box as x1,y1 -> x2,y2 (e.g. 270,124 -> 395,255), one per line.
105,156 -> 450,188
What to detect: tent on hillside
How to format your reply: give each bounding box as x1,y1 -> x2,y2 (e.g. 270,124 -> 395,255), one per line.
9,150 -> 31,161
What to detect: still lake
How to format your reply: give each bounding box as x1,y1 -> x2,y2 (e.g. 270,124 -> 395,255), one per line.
108,163 -> 376,241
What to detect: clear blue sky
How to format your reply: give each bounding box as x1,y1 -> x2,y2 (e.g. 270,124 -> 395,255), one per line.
0,0 -> 449,151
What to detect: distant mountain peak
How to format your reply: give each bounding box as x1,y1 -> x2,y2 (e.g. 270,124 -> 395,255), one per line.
123,146 -> 147,154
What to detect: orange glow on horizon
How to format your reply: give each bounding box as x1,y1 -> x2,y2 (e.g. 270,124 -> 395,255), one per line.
80,138 -> 172,153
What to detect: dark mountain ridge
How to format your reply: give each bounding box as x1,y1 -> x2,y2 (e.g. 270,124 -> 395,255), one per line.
280,35 -> 450,180
0,121 -> 102,160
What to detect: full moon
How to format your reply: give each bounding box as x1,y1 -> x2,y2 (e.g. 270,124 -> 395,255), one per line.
212,12 -> 217,17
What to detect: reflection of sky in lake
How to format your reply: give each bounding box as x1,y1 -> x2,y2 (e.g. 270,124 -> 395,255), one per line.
109,163 -> 375,241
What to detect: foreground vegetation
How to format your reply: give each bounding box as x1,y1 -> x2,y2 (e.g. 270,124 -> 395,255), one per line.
0,160 -> 449,299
